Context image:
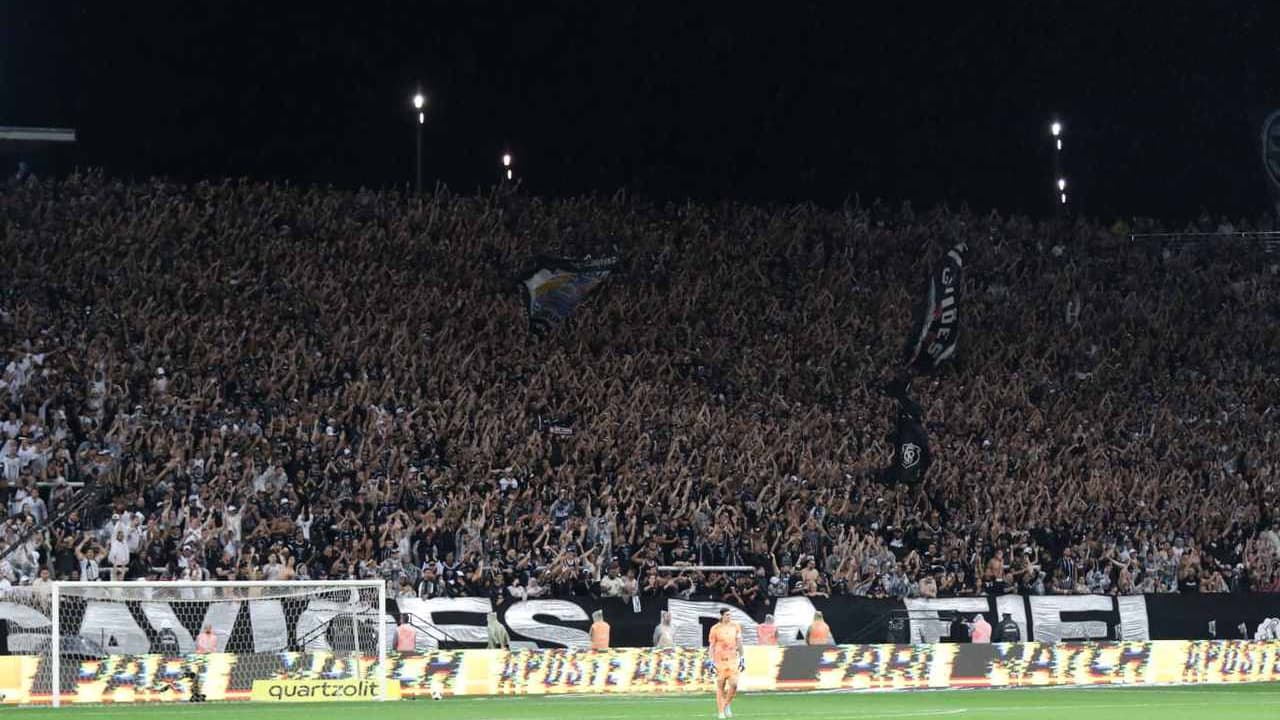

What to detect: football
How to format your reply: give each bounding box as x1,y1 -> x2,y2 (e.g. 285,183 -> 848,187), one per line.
431,689 -> 444,701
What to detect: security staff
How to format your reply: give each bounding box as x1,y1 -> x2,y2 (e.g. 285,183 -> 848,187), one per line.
994,613 -> 1021,642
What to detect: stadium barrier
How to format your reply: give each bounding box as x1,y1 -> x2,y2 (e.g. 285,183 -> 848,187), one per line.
379,593 -> 1280,648
8,592 -> 1280,655
2,640 -> 1278,704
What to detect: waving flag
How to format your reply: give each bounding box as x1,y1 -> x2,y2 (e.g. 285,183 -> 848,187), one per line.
902,242 -> 967,375
520,255 -> 618,332
892,394 -> 931,486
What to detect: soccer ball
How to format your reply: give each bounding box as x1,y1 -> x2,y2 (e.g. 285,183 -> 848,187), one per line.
431,689 -> 444,701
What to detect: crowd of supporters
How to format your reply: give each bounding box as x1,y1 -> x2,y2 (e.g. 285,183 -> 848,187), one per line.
0,172 -> 1278,608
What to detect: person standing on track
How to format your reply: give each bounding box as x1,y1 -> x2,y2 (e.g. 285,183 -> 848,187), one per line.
805,611 -> 832,646
396,614 -> 418,652
590,609 -> 611,649
969,614 -> 992,643
654,610 -> 676,647
487,612 -> 510,649
756,614 -> 778,645
195,624 -> 218,654
708,607 -> 743,719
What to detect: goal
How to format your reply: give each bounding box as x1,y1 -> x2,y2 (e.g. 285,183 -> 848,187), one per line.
36,580 -> 390,706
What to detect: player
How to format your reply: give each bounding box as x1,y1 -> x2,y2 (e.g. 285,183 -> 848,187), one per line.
708,607 -> 743,719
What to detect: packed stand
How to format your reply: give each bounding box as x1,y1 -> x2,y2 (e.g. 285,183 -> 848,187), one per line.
0,172 -> 1278,606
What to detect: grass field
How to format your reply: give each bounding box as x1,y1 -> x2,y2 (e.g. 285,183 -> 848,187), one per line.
11,684 -> 1280,720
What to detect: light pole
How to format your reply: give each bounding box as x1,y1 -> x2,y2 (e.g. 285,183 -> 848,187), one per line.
412,91 -> 426,193
502,152 -> 513,182
1050,120 -> 1066,210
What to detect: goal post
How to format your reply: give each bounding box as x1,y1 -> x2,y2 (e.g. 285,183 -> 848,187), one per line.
41,580 -> 389,707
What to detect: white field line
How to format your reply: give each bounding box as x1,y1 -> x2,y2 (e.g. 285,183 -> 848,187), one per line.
14,688 -> 1280,717
41,712 -> 971,720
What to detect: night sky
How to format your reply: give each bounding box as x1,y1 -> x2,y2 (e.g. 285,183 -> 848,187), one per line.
3,1 -> 1277,219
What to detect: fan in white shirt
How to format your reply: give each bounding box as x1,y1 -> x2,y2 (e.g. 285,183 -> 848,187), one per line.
26,494 -> 48,525
10,487 -> 33,517
6,538 -> 40,580
76,538 -> 101,582
252,464 -> 287,494
126,514 -> 146,553
263,554 -> 285,581
107,529 -> 131,580
30,568 -> 52,594
0,444 -> 24,482
223,505 -> 243,542
103,512 -> 128,540
296,509 -> 314,542
17,438 -> 40,466
152,367 -> 169,395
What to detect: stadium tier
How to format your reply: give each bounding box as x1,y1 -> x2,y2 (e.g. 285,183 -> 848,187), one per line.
0,174 -> 1277,608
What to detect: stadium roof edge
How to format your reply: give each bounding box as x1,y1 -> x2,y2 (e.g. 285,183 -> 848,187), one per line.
0,126 -> 77,143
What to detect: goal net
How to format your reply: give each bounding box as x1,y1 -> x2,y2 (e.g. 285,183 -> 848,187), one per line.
31,580 -> 389,706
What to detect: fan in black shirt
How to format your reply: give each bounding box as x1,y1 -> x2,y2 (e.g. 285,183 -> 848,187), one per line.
1177,567 -> 1201,594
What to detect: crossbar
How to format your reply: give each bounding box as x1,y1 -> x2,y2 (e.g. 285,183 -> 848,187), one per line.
0,127 -> 77,143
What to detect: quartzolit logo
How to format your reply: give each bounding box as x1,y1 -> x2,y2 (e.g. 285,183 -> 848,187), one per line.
270,680 -> 379,700
1265,110 -> 1280,191
251,678 -> 389,702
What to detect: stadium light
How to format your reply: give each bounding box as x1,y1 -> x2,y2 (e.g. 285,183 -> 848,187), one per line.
501,152 -> 515,183
411,89 -> 427,193
1050,117 -> 1066,213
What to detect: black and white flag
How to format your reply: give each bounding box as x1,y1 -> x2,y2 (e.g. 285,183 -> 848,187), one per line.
902,242 -> 967,375
892,395 -> 930,486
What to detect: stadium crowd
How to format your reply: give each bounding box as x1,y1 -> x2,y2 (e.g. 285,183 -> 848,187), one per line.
0,173 -> 1278,606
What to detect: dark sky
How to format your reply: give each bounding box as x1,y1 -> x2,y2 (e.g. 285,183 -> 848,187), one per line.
3,1 -> 1277,219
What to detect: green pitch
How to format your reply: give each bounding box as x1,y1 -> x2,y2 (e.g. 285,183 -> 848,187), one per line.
15,684 -> 1280,719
